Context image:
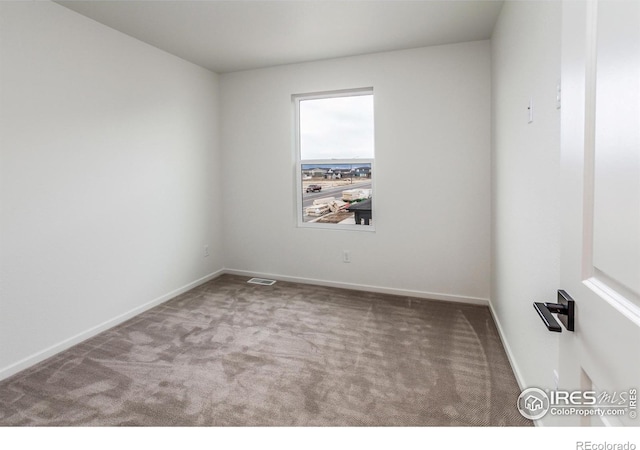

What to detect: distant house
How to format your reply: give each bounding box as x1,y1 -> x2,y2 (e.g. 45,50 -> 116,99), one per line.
325,168 -> 353,179
354,166 -> 371,178
309,168 -> 326,178
325,168 -> 347,179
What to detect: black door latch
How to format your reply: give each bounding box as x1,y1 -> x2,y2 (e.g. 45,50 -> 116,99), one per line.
533,290 -> 575,332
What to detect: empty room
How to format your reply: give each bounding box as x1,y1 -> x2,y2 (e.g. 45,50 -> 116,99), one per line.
1,0 -> 638,442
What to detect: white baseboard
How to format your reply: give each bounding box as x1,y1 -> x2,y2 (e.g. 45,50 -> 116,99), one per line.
0,269 -> 224,382
487,299 -> 544,426
223,268 -> 489,306
487,299 -> 526,390
0,268 -> 488,382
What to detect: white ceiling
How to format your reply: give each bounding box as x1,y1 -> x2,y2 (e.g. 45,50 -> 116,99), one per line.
56,0 -> 504,74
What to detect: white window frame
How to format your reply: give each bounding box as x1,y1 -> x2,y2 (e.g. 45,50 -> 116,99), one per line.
293,88 -> 375,231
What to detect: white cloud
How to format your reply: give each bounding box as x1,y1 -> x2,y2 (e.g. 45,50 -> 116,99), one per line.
300,94 -> 374,160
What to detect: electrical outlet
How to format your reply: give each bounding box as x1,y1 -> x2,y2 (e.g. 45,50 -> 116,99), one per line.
204,245 -> 209,257
342,250 -> 351,263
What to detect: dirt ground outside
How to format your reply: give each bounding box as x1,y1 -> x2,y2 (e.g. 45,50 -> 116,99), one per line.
312,211 -> 355,224
302,177 -> 370,189
302,176 -> 372,224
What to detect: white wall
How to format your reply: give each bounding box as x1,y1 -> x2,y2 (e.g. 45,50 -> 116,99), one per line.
490,0 -> 561,422
0,1 -> 223,379
220,41 -> 491,303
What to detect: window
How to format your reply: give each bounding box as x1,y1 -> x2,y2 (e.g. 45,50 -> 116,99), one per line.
294,88 -> 374,230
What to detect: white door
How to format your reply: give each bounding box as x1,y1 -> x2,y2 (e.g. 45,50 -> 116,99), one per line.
558,0 -> 640,426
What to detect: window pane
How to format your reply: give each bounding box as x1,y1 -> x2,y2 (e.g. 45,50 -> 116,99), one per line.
301,163 -> 372,226
300,94 -> 374,160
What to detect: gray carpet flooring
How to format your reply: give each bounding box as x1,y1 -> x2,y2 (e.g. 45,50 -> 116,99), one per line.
0,274 -> 531,426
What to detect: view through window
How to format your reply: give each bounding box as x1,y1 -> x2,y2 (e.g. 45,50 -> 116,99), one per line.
295,89 -> 374,228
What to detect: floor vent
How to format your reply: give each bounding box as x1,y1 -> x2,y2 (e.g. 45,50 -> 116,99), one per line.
247,278 -> 276,286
